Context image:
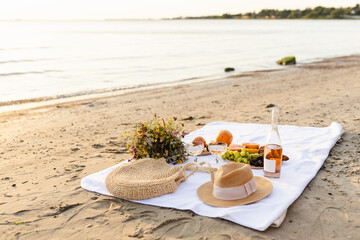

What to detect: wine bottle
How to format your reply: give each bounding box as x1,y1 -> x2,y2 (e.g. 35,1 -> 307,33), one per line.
264,107 -> 283,178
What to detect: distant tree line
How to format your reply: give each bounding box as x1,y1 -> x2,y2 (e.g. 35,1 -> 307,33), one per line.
176,4 -> 360,20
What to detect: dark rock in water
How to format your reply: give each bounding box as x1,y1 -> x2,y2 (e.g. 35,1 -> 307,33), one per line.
276,56 -> 296,65
266,103 -> 276,108
224,67 -> 235,72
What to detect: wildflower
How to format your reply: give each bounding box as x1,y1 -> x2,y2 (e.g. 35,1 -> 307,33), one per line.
123,115 -> 187,164
129,146 -> 135,153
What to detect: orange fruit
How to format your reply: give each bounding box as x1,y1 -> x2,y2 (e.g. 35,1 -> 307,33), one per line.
242,143 -> 260,149
228,144 -> 244,151
244,148 -> 259,154
216,130 -> 233,146
192,136 -> 206,146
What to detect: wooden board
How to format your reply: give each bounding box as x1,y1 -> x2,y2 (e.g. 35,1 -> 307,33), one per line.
198,149 -> 211,156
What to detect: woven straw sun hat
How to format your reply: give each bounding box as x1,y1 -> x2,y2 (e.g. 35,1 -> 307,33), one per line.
105,158 -> 213,200
197,162 -> 273,207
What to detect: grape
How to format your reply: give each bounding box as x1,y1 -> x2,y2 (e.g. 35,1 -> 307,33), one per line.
223,150 -> 263,167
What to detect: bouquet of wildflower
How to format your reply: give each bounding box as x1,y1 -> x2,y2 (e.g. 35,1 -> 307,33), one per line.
124,114 -> 188,164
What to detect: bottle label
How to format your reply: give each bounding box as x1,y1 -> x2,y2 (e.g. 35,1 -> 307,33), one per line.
264,158 -> 276,173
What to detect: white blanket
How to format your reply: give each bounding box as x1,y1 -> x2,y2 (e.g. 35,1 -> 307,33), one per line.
81,122 -> 343,231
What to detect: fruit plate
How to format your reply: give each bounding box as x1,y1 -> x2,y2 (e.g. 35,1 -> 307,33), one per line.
225,159 -> 263,169
250,166 -> 264,169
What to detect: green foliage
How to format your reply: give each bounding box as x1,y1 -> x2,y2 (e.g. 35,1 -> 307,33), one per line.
182,4 -> 360,20
354,4 -> 360,15
331,8 -> 346,19
276,56 -> 296,66
124,114 -> 188,164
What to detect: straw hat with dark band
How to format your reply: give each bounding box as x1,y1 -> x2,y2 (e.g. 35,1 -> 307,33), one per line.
105,158 -> 215,200
197,163 -> 273,207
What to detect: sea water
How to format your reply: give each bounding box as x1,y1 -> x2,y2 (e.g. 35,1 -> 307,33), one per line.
1,20 -> 359,105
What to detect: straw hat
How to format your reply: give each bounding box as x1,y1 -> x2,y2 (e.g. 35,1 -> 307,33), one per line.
197,163 -> 272,207
105,158 -> 214,200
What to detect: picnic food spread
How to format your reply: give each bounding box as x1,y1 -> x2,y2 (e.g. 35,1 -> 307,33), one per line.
117,108 -> 285,205
191,131 -> 289,168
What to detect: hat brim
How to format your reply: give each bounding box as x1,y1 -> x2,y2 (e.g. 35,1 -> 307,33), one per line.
197,176 -> 273,207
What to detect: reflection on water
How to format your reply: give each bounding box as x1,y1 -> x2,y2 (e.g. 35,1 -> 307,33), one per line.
0,20 -> 359,103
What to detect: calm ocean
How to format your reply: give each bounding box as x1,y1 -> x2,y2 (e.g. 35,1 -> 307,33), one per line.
1,20 -> 360,104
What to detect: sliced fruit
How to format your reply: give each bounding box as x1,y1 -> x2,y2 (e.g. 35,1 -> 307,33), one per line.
227,144 -> 245,151
242,143 -> 260,149
244,148 -> 259,154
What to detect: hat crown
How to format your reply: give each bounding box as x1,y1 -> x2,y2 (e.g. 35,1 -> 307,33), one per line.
214,163 -> 253,188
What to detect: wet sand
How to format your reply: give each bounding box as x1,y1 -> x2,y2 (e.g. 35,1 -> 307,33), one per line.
0,55 -> 359,239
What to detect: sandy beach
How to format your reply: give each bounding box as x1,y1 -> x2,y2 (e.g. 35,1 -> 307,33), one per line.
0,55 -> 359,239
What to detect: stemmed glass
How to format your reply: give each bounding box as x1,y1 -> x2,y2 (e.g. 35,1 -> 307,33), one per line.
207,142 -> 228,167
185,142 -> 204,163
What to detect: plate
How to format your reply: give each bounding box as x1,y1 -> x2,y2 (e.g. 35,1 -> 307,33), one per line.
198,149 -> 268,169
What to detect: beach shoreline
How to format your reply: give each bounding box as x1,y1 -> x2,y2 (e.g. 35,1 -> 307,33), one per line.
1,54 -> 358,115
0,55 -> 359,239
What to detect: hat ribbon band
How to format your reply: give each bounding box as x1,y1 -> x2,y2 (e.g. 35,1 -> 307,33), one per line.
213,177 -> 257,200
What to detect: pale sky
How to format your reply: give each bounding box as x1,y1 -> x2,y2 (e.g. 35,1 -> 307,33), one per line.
0,0 -> 359,20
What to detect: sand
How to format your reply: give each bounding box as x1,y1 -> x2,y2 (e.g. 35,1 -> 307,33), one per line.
0,55 -> 359,240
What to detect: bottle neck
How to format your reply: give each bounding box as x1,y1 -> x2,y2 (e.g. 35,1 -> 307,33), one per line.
265,107 -> 282,146
271,108 -> 279,131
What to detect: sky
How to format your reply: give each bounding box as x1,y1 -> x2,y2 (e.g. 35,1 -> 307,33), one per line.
0,0 -> 359,20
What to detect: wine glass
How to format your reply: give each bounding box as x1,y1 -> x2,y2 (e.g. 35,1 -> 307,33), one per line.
207,142 -> 228,167
185,142 -> 204,163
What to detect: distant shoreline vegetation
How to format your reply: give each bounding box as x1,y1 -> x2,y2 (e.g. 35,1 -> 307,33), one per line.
168,4 -> 360,20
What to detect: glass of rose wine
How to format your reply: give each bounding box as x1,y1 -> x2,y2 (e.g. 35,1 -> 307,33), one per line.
207,142 -> 228,167
185,142 -> 204,163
